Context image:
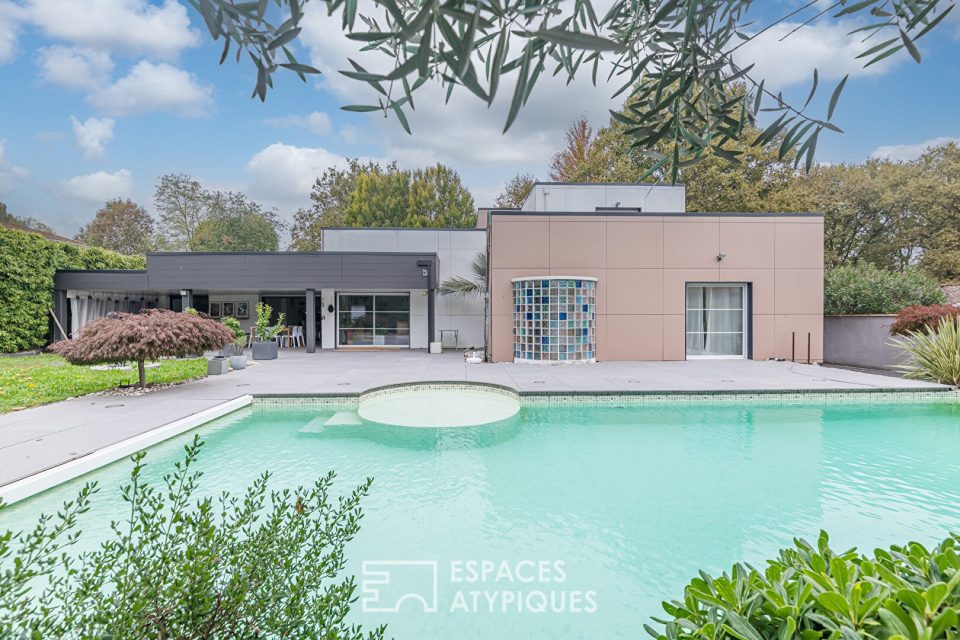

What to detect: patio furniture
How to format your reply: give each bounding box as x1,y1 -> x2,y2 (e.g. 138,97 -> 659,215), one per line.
278,326 -> 291,348
290,325 -> 304,348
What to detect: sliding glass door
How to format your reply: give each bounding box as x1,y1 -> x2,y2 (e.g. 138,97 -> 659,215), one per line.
685,284 -> 748,359
337,293 -> 410,347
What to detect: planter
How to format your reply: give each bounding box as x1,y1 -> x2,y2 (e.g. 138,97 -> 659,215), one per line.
252,340 -> 278,360
229,355 -> 247,370
221,343 -> 242,357
207,356 -> 230,375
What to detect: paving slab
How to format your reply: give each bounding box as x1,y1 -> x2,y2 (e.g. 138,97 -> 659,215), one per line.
0,350 -> 950,486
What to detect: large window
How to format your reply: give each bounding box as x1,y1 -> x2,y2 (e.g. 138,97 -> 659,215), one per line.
685,284 -> 748,359
337,293 -> 410,347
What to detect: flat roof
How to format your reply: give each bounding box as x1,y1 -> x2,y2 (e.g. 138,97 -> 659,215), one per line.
529,181 -> 686,187
488,210 -> 824,218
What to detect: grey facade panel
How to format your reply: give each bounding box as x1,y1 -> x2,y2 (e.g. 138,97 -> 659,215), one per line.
54,270 -> 148,290
55,252 -> 438,292
145,252 -> 437,290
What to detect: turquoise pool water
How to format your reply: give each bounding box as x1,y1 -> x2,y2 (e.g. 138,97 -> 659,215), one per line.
3,395 -> 960,639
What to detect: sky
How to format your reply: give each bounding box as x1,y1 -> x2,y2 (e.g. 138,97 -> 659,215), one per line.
0,0 -> 958,237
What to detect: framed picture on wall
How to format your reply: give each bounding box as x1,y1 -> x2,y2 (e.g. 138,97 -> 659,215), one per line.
222,302 -> 235,317
209,302 -> 221,318
236,302 -> 249,319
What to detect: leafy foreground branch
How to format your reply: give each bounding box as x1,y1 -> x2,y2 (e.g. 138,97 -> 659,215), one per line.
651,531 -> 960,640
0,436 -> 385,640
190,0 -> 955,179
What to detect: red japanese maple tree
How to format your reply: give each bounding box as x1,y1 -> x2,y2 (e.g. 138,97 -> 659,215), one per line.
49,309 -> 235,388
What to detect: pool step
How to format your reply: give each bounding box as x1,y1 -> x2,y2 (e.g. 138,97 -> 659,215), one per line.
325,411 -> 363,426
298,411 -> 362,434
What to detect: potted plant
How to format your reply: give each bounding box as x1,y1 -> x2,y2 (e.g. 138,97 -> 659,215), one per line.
252,301 -> 285,361
220,316 -> 248,369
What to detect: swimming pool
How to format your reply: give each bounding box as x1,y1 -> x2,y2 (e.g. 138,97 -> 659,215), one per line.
3,391 -> 960,639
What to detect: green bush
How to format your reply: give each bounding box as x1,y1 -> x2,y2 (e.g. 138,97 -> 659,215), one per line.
893,316 -> 960,385
0,226 -> 145,353
0,436 -> 385,639
649,531 -> 960,640
824,264 -> 946,315
220,315 -> 246,348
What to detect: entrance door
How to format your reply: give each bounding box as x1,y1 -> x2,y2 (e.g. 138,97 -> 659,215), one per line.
685,284 -> 748,359
337,293 -> 410,347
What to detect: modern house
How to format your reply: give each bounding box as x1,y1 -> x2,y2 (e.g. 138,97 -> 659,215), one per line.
52,183 -> 824,363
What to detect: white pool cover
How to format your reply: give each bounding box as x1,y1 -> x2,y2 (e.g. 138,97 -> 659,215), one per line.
357,387 -> 520,427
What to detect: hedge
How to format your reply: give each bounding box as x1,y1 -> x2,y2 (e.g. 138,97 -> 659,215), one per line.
0,226 -> 145,353
824,264 -> 946,315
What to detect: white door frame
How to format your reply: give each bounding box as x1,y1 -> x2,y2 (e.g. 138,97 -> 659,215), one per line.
684,283 -> 749,360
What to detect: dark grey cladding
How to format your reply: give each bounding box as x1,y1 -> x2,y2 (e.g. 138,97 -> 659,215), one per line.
54,251 -> 439,292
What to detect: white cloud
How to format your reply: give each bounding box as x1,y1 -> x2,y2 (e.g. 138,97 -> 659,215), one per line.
264,111 -> 333,136
38,46 -> 113,90
871,136 -> 960,162
734,21 -> 904,88
70,115 -> 115,159
0,140 -> 31,195
0,1 -> 22,64
20,0 -> 199,59
61,168 -> 132,202
245,143 -> 347,208
87,61 -> 213,117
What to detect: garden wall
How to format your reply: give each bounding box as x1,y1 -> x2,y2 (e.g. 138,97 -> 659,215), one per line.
823,315 -> 906,371
0,226 -> 145,353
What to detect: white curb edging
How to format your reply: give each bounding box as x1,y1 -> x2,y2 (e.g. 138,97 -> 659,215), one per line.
0,395 -> 254,505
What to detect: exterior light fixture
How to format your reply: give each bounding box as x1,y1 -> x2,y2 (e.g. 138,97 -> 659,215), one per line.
716,252 -> 727,262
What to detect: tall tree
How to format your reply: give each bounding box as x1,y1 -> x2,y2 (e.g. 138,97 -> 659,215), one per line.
768,160 -> 920,269
290,159 -> 397,250
189,191 -> 282,252
154,173 -> 206,250
912,143 -> 960,281
75,199 -> 155,255
549,117 -> 595,182
191,213 -> 279,252
405,164 -> 475,227
342,172 -> 411,227
494,173 -> 536,209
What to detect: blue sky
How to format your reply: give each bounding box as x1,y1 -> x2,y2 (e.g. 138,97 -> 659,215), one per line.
0,0 -> 958,237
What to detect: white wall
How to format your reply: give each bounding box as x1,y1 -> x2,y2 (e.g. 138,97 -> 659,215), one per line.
521,183 -> 686,212
322,228 -> 487,348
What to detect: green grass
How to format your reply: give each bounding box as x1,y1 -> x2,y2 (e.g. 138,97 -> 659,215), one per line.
0,354 -> 207,413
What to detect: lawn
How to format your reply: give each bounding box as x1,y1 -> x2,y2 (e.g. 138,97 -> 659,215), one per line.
0,354 -> 207,413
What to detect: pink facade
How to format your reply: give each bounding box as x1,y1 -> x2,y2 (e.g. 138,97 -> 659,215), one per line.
488,213 -> 824,363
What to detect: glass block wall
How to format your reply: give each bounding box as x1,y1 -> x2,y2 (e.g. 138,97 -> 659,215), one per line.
512,277 -> 597,363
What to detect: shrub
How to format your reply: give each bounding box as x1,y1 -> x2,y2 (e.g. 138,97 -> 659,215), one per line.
648,531 -> 960,640
49,309 -> 235,387
0,436 -> 385,640
890,304 -> 960,335
824,264 -> 946,315
220,315 -> 246,348
255,301 -> 286,341
892,316 -> 960,385
0,226 -> 145,353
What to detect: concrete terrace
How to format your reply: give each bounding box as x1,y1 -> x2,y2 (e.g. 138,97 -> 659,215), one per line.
0,350 -> 949,487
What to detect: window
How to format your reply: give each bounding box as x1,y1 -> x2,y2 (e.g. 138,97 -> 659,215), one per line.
337,294 -> 410,347
685,284 -> 747,358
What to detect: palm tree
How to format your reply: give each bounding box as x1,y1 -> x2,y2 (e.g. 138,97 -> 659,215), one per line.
439,251 -> 486,298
